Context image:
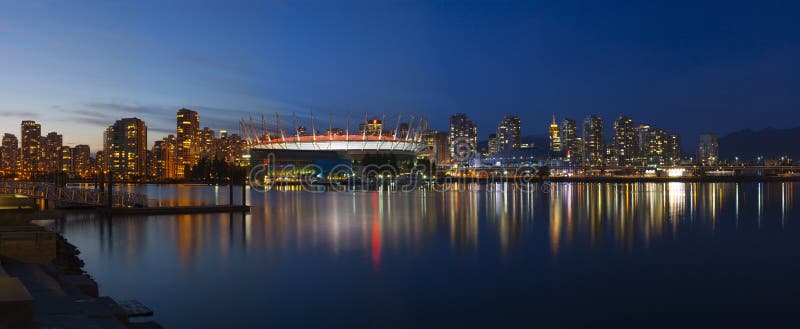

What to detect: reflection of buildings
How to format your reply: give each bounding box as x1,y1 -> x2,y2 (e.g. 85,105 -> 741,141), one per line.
76,182 -> 797,273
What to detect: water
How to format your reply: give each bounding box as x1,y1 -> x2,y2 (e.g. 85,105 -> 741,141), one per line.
50,183 -> 800,328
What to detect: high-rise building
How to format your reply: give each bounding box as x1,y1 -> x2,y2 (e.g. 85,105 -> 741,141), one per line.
358,118 -> 383,136
667,134 -> 681,165
496,115 -> 521,151
646,128 -> 668,166
487,133 -> 500,155
154,135 -> 177,179
20,120 -> 41,174
582,115 -> 604,166
44,132 -> 63,173
61,146 -> 73,174
612,116 -> 635,165
433,131 -> 450,166
216,133 -> 246,165
631,125 -> 650,166
560,118 -> 579,161
176,108 -> 200,178
549,116 -> 561,153
325,128 -> 344,136
72,145 -> 91,178
296,126 -> 308,137
1,133 -> 19,174
104,118 -> 148,179
449,113 -> 477,167
418,130 -> 436,162
199,127 -> 216,156
698,133 -> 718,165
419,130 -> 451,166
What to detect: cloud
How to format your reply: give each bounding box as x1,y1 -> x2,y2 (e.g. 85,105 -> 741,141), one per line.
85,102 -> 171,116
66,109 -> 109,118
0,111 -> 40,119
58,117 -> 112,127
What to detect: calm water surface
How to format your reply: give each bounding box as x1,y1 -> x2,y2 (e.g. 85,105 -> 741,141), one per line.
50,183 -> 800,328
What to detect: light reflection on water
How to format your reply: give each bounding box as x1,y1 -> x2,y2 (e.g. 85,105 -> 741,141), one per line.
52,182 -> 799,328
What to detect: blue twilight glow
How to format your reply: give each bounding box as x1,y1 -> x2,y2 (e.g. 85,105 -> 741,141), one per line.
1,0 -> 799,150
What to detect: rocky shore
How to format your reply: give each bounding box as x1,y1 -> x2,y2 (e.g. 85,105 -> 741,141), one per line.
1,217 -> 161,328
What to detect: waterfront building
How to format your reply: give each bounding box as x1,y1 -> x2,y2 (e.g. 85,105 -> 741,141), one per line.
667,134 -> 681,165
418,130 -> 436,162
95,150 -> 105,174
217,133 -> 247,165
549,116 -> 561,153
418,130 -> 451,167
154,135 -> 177,179
484,148 -> 562,168
72,145 -> 92,178
325,128 -> 345,136
103,117 -> 148,179
636,128 -> 682,166
200,127 -> 216,156
1,133 -> 19,174
488,133 -> 500,155
632,125 -> 651,166
496,115 -> 521,151
176,108 -> 200,178
560,118 -> 579,162
44,132 -> 63,173
60,146 -> 72,175
359,118 -> 383,136
582,115 -> 604,166
433,131 -> 450,166
20,120 -> 42,175
449,113 -> 478,167
248,115 -> 426,179
646,128 -> 668,166
293,126 -> 306,137
698,133 -> 718,165
612,115 -> 635,165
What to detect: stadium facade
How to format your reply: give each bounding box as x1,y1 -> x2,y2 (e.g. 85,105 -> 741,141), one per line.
242,113 -> 429,180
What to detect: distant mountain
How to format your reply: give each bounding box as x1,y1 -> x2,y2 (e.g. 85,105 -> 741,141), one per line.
718,127 -> 800,160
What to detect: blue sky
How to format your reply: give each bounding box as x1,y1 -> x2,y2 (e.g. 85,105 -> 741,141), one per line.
1,0 -> 799,151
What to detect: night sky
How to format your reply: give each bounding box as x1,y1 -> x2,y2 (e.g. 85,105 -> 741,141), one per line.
1,0 -> 798,150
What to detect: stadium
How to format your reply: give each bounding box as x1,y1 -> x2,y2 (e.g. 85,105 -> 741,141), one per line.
242,113 -> 429,180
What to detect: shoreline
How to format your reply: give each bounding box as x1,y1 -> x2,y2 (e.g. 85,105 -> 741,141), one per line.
0,216 -> 161,328
48,175 -> 800,187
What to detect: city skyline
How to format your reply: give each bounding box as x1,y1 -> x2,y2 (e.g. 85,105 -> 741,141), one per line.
2,1 -> 799,150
